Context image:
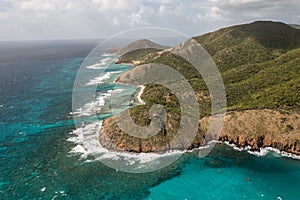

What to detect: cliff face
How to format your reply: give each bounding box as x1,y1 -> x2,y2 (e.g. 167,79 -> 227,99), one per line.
99,116 -> 171,152
100,109 -> 300,154
99,21 -> 300,155
209,109 -> 300,154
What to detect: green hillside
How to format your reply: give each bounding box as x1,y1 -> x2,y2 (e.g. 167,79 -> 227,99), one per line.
116,48 -> 162,64
100,21 -> 300,153
194,21 -> 300,72
118,21 -> 300,114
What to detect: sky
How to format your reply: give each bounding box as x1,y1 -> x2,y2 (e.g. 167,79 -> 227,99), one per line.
0,0 -> 299,41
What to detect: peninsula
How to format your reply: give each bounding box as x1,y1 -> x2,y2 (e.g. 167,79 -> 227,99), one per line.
99,21 -> 300,155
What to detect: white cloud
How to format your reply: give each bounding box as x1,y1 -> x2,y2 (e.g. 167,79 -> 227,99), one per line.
148,0 -> 173,4
19,1 -> 56,11
159,5 -> 166,14
206,0 -> 300,23
0,0 -> 299,40
197,6 -> 226,20
0,0 -> 143,40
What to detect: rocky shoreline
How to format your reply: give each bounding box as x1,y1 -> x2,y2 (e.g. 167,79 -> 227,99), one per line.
99,106 -> 300,155
205,109 -> 300,156
100,61 -> 300,155
98,60 -> 300,156
219,135 -> 300,156
99,60 -> 300,156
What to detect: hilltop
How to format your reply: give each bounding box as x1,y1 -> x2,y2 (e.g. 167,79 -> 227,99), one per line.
100,21 -> 300,154
106,39 -> 169,57
194,21 -> 300,72
119,39 -> 169,54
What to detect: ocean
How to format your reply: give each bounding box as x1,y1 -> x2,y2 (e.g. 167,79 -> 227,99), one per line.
0,40 -> 299,200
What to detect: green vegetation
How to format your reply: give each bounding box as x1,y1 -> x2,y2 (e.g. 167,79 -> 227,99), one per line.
194,21 -> 300,71
117,48 -> 162,64
120,21 -> 300,115
225,49 -> 300,110
103,21 -> 300,152
128,84 -> 181,145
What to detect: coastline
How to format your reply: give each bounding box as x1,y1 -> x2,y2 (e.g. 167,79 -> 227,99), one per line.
189,140 -> 300,160
85,69 -> 300,161
112,63 -> 145,105
221,141 -> 300,160
98,60 -> 300,159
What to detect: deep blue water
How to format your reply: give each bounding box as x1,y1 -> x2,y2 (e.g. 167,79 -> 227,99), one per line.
0,41 -> 299,200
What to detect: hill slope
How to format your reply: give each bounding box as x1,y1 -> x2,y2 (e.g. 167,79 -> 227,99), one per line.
100,21 -> 300,154
194,21 -> 300,72
119,39 -> 169,55
116,39 -> 169,64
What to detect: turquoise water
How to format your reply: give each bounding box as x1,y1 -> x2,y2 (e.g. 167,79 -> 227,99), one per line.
0,41 -> 299,199
148,145 -> 300,200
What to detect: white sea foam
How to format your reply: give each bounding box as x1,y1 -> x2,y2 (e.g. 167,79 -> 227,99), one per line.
265,147 -> 300,160
74,68 -> 127,118
67,116 -> 184,172
69,145 -> 87,154
246,147 -> 300,159
86,58 -> 114,69
223,141 -> 235,147
102,53 -> 116,57
73,93 -> 112,117
222,141 -> 270,157
70,121 -> 181,164
86,64 -> 105,70
247,148 -> 269,157
108,88 -> 124,93
221,141 -> 300,160
85,71 -> 123,86
85,72 -> 112,86
232,144 -> 251,152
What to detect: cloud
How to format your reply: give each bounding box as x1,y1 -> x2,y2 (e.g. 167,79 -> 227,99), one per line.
0,0 -> 142,40
197,6 -> 227,20
209,0 -> 300,19
18,0 -> 58,11
0,0 -> 299,41
147,0 -> 173,4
